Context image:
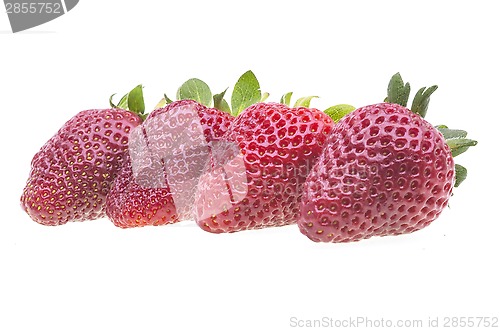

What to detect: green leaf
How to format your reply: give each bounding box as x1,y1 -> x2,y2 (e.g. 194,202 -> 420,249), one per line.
117,93 -> 129,109
437,126 -> 468,140
154,97 -> 167,110
324,104 -> 356,122
280,92 -> 293,106
127,85 -> 145,114
231,70 -> 261,116
294,96 -> 319,108
386,72 -> 411,107
164,94 -> 174,104
446,138 -> 478,157
218,99 -> 231,113
454,164 -> 467,187
177,78 -> 212,107
410,85 -> 438,118
109,94 -> 117,108
213,88 -> 231,113
261,92 -> 270,102
108,85 -> 145,114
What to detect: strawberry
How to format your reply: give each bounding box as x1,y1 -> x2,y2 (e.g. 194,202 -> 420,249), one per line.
105,99 -> 234,228
298,74 -> 476,243
21,108 -> 142,225
194,102 -> 335,233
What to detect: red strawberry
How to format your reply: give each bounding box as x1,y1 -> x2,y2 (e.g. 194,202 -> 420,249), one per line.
105,99 -> 234,228
299,102 -> 456,243
21,108 -> 142,225
298,73 -> 477,243
104,161 -> 178,228
193,102 -> 335,233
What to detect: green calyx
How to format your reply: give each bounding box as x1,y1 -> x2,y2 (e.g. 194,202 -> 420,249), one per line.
109,84 -> 147,120
278,92 -> 355,122
157,70 -> 262,116
411,85 -> 439,118
108,71 -> 265,119
454,164 -> 468,187
154,70 -> 354,120
324,104 -> 356,122
385,73 -> 477,188
177,78 -> 213,107
435,125 -> 477,187
167,70 -> 350,117
386,72 -> 411,107
280,92 -> 293,106
231,70 -> 262,116
435,126 -> 478,158
279,92 -> 320,108
213,88 -> 231,113
294,96 -> 319,108
385,72 -> 439,119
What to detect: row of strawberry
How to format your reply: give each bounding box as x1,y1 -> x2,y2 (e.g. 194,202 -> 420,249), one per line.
20,72 -> 476,243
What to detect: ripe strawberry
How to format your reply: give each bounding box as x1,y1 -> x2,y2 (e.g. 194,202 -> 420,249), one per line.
104,160 -> 178,228
298,73 -> 477,243
194,102 -> 335,233
21,108 -> 142,225
299,102 -> 457,242
105,99 -> 234,228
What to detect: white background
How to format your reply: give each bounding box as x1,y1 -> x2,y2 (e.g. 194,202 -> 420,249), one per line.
1,1 -> 498,330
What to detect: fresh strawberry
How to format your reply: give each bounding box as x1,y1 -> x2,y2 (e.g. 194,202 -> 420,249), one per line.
298,74 -> 476,243
104,160 -> 179,228
194,102 -> 335,233
21,108 -> 142,225
105,99 -> 234,228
